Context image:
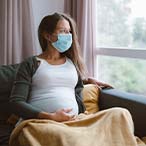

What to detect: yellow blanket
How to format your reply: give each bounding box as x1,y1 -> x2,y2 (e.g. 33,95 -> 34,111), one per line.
9,108 -> 146,146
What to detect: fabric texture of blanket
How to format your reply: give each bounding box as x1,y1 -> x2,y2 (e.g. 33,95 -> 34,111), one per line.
9,107 -> 146,146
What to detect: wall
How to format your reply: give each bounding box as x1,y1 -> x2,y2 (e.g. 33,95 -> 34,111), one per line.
31,0 -> 65,53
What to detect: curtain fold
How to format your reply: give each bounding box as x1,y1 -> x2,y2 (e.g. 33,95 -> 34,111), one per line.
0,0 -> 36,65
64,0 -> 96,76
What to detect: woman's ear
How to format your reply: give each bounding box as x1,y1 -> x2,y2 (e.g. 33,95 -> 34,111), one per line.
44,33 -> 50,41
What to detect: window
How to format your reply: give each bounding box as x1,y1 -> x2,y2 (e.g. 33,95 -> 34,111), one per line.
95,0 -> 146,95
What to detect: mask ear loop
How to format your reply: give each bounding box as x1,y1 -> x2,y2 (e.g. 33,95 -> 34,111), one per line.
44,33 -> 52,43
47,33 -> 58,43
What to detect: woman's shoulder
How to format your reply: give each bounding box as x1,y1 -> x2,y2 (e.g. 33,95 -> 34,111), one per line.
17,56 -> 39,75
22,55 -> 37,63
20,56 -> 38,65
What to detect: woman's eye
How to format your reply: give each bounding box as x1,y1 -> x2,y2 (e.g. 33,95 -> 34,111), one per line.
59,29 -> 71,34
60,29 -> 65,33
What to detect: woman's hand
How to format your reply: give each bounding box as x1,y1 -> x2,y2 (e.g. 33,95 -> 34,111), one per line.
38,108 -> 75,122
50,108 -> 75,122
86,77 -> 113,89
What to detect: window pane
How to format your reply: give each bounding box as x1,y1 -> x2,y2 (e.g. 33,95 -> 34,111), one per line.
96,0 -> 146,49
95,55 -> 146,96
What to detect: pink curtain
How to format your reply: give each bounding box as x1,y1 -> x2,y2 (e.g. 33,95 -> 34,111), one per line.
64,0 -> 96,76
0,0 -> 36,65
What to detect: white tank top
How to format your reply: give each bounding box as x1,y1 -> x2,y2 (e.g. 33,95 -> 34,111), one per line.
28,57 -> 79,115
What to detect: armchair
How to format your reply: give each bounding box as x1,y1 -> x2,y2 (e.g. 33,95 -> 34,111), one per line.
0,64 -> 146,145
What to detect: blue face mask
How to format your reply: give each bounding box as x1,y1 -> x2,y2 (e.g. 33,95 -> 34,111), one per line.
52,33 -> 72,53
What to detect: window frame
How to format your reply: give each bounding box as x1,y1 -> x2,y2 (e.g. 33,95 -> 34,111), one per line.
95,47 -> 146,60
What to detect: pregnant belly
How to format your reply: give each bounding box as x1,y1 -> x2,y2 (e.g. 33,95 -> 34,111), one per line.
29,97 -> 79,115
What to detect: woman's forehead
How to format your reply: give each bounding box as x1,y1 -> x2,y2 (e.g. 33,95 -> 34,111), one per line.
56,19 -> 70,29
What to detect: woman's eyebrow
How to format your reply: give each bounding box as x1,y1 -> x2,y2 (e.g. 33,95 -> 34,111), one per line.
56,27 -> 71,30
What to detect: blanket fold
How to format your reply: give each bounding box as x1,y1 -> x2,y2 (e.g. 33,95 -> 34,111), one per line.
9,108 -> 146,146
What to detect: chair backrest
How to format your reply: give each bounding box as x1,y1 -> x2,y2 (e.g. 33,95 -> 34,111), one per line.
0,64 -> 19,119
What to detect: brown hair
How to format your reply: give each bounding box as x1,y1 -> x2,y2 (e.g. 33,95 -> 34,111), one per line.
38,12 -> 87,79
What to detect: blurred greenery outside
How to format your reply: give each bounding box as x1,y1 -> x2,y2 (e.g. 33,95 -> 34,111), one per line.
96,0 -> 146,95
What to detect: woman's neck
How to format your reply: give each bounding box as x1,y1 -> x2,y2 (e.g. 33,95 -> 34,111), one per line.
39,46 -> 65,60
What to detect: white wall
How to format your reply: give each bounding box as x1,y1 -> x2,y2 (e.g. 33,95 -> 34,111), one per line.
31,0 -> 65,53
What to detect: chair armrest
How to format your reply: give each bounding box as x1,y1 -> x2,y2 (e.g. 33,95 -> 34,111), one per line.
99,88 -> 146,137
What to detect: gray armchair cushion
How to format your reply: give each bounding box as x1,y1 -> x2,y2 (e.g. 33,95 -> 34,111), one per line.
0,64 -> 19,146
0,64 -> 19,117
99,88 -> 146,137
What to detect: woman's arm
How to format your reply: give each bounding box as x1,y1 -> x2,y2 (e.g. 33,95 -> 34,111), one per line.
75,75 -> 86,113
9,57 -> 42,119
83,77 -> 113,89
